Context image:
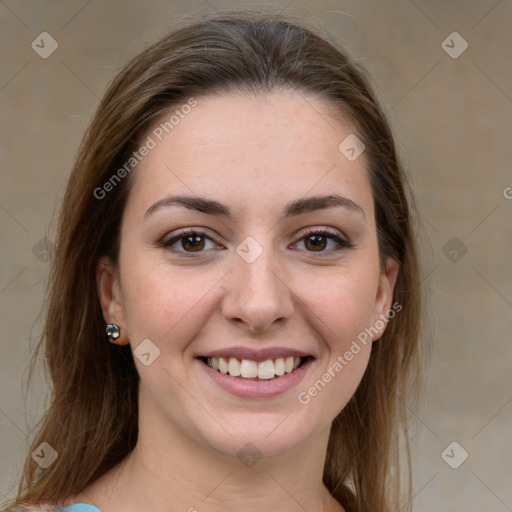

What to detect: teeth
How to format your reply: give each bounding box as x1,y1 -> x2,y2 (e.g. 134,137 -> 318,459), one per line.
219,357 -> 228,374
228,357 -> 241,376
258,360 -> 274,379
274,357 -> 285,376
206,356 -> 306,379
240,359 -> 258,378
284,356 -> 294,373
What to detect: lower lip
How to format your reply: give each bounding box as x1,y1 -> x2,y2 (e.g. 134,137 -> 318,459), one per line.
197,358 -> 314,399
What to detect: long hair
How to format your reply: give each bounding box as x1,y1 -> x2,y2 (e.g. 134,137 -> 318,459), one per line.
4,9 -> 427,512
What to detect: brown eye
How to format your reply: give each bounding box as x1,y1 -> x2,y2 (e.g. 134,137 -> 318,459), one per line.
294,229 -> 353,253
304,234 -> 328,251
162,230 -> 221,254
180,234 -> 205,252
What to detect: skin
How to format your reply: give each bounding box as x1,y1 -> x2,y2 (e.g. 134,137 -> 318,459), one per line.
65,91 -> 398,512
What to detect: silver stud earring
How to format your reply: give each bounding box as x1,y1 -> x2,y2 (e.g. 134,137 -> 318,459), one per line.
106,323 -> 121,340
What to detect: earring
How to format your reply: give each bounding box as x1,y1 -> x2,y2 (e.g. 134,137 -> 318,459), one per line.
106,323 -> 121,340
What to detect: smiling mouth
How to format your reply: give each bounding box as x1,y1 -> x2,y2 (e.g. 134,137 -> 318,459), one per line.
198,356 -> 311,380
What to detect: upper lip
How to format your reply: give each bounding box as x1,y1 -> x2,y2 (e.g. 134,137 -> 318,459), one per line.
198,346 -> 314,362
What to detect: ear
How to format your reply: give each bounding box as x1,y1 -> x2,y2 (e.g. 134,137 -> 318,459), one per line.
96,256 -> 129,345
371,258 -> 400,342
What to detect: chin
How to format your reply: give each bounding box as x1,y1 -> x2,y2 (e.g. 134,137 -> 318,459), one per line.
194,412 -> 317,462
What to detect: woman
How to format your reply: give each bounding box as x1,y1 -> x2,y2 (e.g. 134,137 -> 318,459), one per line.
4,9 -> 426,512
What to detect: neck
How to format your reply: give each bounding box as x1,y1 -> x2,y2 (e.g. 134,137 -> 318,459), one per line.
75,391 -> 345,512
119,442 -> 341,512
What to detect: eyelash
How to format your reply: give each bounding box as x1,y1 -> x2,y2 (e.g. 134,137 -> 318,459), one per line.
160,228 -> 354,256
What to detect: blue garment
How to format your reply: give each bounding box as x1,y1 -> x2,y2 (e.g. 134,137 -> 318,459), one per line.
60,504 -> 102,512
13,502 -> 102,512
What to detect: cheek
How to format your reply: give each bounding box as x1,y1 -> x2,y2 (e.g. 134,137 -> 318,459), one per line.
309,266 -> 379,345
295,300 -> 374,423
295,268 -> 377,414
118,251 -> 223,347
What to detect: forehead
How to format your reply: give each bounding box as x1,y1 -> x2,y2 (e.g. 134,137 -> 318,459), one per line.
125,91 -> 373,221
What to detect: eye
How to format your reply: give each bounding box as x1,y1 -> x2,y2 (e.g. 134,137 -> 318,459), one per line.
160,227 -> 353,256
161,229 -> 222,254
293,229 -> 353,253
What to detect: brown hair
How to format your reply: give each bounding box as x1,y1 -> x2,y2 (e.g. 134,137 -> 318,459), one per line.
4,8 -> 427,512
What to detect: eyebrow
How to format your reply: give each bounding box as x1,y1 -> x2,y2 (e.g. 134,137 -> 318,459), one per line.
144,194 -> 365,221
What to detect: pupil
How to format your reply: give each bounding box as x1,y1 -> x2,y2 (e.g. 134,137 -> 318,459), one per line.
306,235 -> 326,251
183,235 -> 204,251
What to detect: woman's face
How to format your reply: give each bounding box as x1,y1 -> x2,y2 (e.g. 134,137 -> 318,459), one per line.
98,91 -> 398,459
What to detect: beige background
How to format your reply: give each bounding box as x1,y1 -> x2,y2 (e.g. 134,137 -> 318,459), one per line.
1,1 -> 511,511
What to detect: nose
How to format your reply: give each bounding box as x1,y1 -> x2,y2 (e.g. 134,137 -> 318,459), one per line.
221,243 -> 295,334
